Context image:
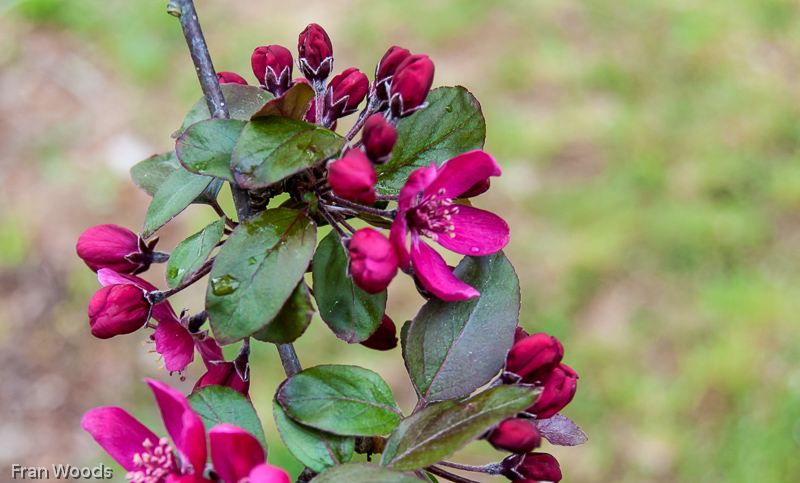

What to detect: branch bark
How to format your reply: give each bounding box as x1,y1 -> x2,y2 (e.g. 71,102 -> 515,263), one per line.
167,0 -> 302,379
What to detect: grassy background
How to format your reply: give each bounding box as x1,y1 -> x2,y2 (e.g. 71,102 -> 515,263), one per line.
1,0 -> 800,481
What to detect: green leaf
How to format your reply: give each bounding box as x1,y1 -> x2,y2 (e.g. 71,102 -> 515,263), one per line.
312,231 -> 387,343
142,167 -> 213,238
130,151 -> 181,196
176,119 -> 246,182
404,252 -> 520,403
188,385 -> 268,452
375,86 -> 486,195
252,280 -> 314,344
165,217 -> 225,288
278,365 -> 401,436
251,81 -> 315,120
312,464 -> 424,483
232,117 -> 345,189
178,84 -> 273,134
273,397 -> 354,473
206,208 -> 316,345
380,386 -> 538,470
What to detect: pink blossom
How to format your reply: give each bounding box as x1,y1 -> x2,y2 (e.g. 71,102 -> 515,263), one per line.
217,72 -> 248,85
348,228 -> 398,294
328,150 -> 377,205
209,425 -> 290,483
390,150 -> 509,301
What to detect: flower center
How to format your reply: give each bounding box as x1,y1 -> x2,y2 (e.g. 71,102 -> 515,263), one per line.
409,189 -> 459,241
126,437 -> 179,483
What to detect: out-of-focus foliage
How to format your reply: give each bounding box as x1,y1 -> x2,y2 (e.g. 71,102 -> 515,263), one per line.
3,0 -> 800,482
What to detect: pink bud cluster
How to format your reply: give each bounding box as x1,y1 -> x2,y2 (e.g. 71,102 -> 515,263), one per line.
483,328 -> 580,482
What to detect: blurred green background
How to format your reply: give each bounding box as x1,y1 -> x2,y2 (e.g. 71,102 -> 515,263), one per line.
2,0 -> 800,481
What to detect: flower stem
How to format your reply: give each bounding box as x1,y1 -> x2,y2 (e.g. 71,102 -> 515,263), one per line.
322,194 -> 396,218
345,106 -> 372,141
147,258 -> 215,304
438,462 -> 503,475
425,466 -> 483,483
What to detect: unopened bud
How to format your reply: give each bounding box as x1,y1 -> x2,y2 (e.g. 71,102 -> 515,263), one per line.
194,362 -> 250,398
527,364 -> 578,419
360,315 -> 398,351
88,284 -> 150,339
487,419 -> 542,454
502,453 -> 562,482
297,23 -> 333,82
328,150 -> 377,205
323,68 -> 369,126
77,224 -> 156,274
362,114 -> 397,164
217,71 -> 248,85
389,54 -> 434,118
374,46 -> 412,102
349,228 -> 399,294
251,45 -> 293,97
507,333 -> 564,384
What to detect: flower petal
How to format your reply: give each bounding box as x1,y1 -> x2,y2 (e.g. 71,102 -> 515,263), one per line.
398,165 -> 437,212
81,407 -> 160,472
433,205 -> 509,256
195,335 -> 225,370
209,424 -> 266,483
389,215 -> 410,270
154,317 -> 195,373
410,236 -> 479,301
146,379 -> 207,474
248,463 -> 291,483
423,150 -> 501,199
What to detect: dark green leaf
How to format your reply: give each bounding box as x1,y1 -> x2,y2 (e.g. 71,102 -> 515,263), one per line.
188,385 -> 268,452
232,117 -> 345,189
251,81 -> 315,120
404,252 -> 520,403
165,217 -> 225,288
206,208 -> 316,345
312,231 -> 387,343
380,386 -> 538,470
142,167 -> 213,238
178,84 -> 273,134
176,119 -> 246,182
130,151 -> 181,196
278,365 -> 401,436
273,397 -> 354,472
375,86 -> 486,195
252,280 -> 314,344
312,464 -> 424,483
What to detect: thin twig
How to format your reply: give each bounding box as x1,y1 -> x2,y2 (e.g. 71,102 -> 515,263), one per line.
208,196 -> 237,228
322,194 -> 396,218
276,344 -> 302,377
425,466 -> 483,483
331,211 -> 357,233
317,204 -> 348,238
148,258 -> 214,303
438,461 -> 502,475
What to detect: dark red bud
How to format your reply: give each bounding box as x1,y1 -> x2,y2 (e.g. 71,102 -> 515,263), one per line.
328,150 -> 377,205
527,364 -> 578,419
503,453 -> 562,482
507,333 -> 564,384
77,224 -> 144,274
360,315 -> 398,351
514,327 -> 530,344
374,46 -> 412,101
88,284 -> 150,339
459,178 -> 491,198
298,23 -> 333,82
488,419 -> 542,454
349,228 -> 399,294
193,362 -> 250,398
390,54 -> 435,118
252,45 -> 293,96
362,114 -> 397,164
217,71 -> 248,85
323,68 -> 369,125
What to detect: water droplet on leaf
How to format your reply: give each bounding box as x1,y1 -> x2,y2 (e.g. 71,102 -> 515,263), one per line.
210,275 -> 240,295
445,105 -> 453,112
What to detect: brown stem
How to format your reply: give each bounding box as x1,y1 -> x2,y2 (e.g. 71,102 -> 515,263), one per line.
425,467 -> 483,483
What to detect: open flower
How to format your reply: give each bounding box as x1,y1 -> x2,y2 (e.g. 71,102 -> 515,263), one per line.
82,379 -> 209,482
209,425 -> 289,483
390,150 -> 509,301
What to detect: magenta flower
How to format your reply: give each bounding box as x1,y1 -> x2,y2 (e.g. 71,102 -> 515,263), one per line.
389,150 -> 509,301
194,362 -> 250,399
359,315 -> 398,351
209,425 -> 290,483
96,269 -> 221,375
328,150 -> 377,205
88,283 -> 151,339
373,46 -> 412,102
323,67 -> 369,126
297,23 -> 333,82
251,45 -> 293,96
361,113 -> 397,164
82,379 -> 209,482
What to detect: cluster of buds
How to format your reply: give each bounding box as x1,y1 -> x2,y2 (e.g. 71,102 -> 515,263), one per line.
76,224 -> 249,394
480,328 -> 579,482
